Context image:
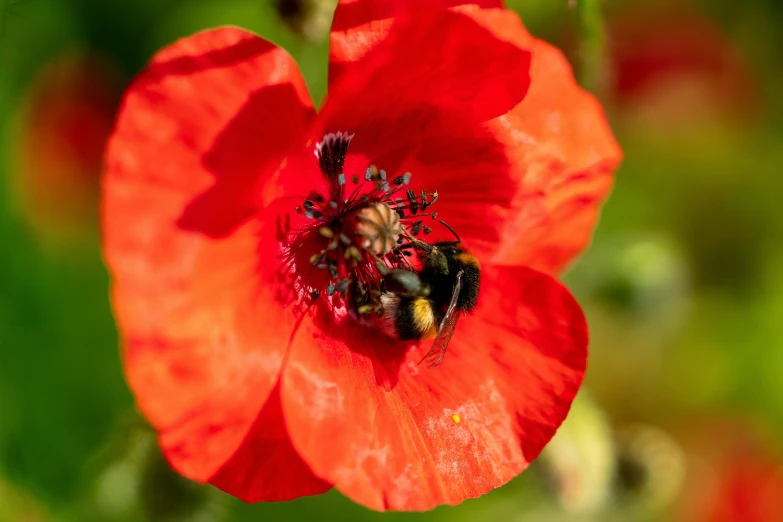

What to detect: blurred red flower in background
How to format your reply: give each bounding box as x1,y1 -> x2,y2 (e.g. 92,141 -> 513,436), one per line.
11,50 -> 121,245
606,1 -> 758,126
697,456 -> 783,522
677,417 -> 783,522
102,0 -> 620,511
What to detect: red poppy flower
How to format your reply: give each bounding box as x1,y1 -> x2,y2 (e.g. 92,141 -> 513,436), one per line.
102,0 -> 620,512
677,417 -> 783,522
692,456 -> 783,522
12,50 -> 121,244
607,1 -> 758,126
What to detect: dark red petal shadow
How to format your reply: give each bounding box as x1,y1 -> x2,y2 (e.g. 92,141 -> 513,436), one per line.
280,265 -> 587,511
103,27 -> 318,486
375,129 -> 516,262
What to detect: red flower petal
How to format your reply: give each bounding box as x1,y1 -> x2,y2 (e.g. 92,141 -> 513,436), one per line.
201,201 -> 332,502
280,265 -> 587,511
316,5 -> 530,168
103,27 -> 316,483
480,11 -> 622,274
329,0 -> 503,87
327,1 -> 622,275
381,129 -> 519,260
210,384 -> 332,501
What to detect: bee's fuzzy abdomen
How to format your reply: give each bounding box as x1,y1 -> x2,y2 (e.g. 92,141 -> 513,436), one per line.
387,296 -> 438,340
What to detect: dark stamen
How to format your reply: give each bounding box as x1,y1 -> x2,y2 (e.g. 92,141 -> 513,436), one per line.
407,189 -> 419,214
422,191 -> 438,210
336,278 -> 350,295
315,132 -> 353,184
375,261 -> 389,275
438,219 -> 461,243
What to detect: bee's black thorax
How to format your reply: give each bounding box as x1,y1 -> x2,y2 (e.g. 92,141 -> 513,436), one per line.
421,242 -> 480,313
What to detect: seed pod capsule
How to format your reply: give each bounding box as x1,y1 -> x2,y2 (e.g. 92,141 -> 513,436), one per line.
352,202 -> 402,257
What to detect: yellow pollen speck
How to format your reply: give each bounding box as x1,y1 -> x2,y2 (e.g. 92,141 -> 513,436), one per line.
452,414 -> 461,424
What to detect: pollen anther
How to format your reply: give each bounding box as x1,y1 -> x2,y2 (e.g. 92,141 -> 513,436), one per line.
319,226 -> 334,238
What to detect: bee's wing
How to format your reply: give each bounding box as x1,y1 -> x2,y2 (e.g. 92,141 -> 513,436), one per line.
421,310 -> 461,368
420,270 -> 463,368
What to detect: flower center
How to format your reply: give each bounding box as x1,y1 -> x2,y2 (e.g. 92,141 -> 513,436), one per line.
289,132 -> 444,316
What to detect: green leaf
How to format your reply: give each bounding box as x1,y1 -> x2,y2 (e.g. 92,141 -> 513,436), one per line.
575,0 -> 607,94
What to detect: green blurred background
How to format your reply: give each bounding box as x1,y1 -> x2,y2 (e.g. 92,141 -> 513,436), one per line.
1,0 -> 782,520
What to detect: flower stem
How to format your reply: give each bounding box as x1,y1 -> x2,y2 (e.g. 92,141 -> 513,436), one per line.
0,0 -> 7,41
576,0 -> 607,95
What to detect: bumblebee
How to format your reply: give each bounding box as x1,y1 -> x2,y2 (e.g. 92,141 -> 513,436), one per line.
380,233 -> 480,367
